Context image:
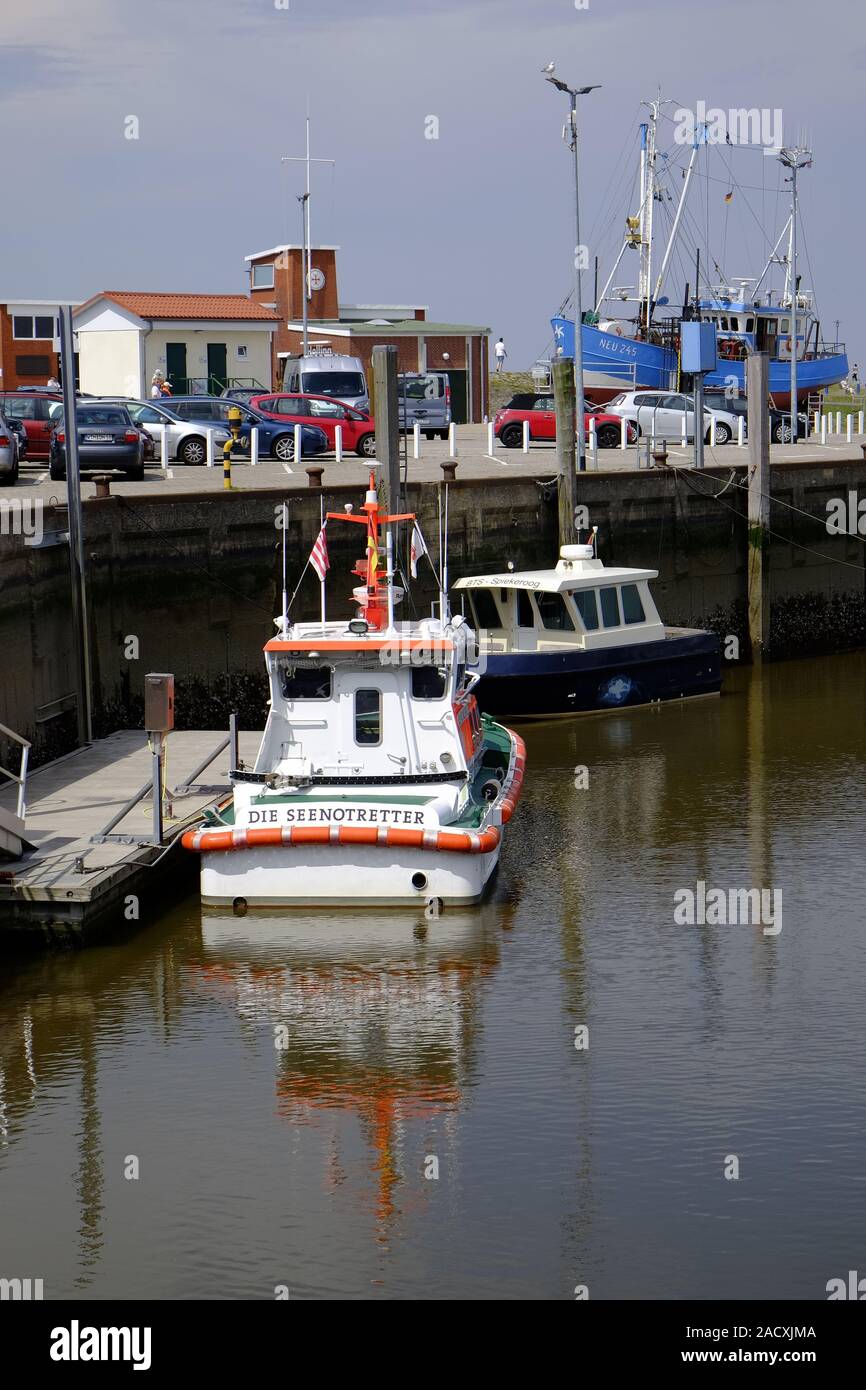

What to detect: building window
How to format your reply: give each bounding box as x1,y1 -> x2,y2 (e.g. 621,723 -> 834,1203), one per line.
15,354 -> 51,375
236,345 -> 248,360
13,315 -> 57,340
251,263 -> 275,290
355,688 -> 381,745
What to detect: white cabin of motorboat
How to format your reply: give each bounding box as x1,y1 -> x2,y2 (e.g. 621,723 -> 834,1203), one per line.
453,545 -> 666,654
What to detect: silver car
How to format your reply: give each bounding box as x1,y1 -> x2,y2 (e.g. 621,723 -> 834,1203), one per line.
0,408 -> 21,484
605,390 -> 740,444
397,371 -> 452,439
101,398 -> 231,465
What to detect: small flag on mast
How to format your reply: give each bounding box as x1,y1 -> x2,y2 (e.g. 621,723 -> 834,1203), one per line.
410,523 -> 428,579
724,189 -> 734,203
309,525 -> 329,582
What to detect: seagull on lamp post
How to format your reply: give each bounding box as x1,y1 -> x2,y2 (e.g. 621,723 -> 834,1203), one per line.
541,61 -> 556,74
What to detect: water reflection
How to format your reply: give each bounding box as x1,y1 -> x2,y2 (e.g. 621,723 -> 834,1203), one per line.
190,903 -> 513,1237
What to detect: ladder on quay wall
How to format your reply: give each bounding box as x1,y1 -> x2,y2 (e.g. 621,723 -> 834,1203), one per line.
0,721 -> 33,860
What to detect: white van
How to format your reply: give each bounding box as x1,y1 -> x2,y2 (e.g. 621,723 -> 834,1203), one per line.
281,353 -> 369,412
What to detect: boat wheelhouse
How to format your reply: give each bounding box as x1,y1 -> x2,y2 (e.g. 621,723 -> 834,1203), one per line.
454,543 -> 721,718
183,475 -> 525,907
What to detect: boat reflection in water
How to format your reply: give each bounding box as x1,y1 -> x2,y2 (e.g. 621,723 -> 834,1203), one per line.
191,902 -> 516,1234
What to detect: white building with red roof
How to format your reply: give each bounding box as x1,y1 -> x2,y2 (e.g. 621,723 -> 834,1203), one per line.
73,292 -> 280,398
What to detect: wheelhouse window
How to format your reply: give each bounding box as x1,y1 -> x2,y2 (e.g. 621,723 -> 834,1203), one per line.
468,588 -> 501,631
516,590 -> 534,628
279,664 -> 332,699
599,586 -> 621,627
535,591 -> 576,631
620,583 -> 646,624
355,688 -> 381,745
412,666 -> 447,699
572,588 -> 599,631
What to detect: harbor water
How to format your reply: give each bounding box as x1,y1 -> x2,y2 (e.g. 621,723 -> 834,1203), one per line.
1,652 -> 864,1300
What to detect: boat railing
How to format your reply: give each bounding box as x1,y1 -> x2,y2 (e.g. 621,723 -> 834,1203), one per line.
0,720 -> 31,822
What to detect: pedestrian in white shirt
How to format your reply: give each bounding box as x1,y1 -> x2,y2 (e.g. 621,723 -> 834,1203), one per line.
494,338 -> 507,373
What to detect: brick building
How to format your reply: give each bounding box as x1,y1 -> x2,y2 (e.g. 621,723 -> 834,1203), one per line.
0,301 -> 67,391
245,244 -> 490,422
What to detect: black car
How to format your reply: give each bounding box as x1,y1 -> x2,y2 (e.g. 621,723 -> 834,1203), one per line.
49,403 -> 146,481
703,391 -> 808,443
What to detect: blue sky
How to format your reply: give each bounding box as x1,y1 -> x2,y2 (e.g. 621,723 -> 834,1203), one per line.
2,0 -> 862,368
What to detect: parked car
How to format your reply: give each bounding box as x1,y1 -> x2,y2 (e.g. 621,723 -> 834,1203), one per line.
101,398 -> 233,465
0,390 -> 63,459
493,393 -> 637,449
281,354 -> 369,412
702,390 -> 808,444
249,393 -> 376,458
166,397 -> 327,462
220,387 -> 272,405
604,390 -> 740,444
0,410 -> 21,485
49,403 -> 146,480
6,419 -> 27,462
397,371 -> 452,439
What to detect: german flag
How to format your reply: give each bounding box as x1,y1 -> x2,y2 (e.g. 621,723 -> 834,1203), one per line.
367,531 -> 379,577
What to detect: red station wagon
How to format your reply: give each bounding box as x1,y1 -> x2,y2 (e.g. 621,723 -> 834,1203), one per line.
493,393 -> 637,449
250,393 -> 376,458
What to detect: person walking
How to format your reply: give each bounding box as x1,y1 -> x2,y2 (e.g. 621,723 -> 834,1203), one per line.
494,337 -> 507,373
852,363 -> 860,396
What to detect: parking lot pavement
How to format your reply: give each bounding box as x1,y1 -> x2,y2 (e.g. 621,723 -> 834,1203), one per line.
8,424 -> 866,503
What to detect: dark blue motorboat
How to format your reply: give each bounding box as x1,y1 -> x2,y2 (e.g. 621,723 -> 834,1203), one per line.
453,543 -> 721,719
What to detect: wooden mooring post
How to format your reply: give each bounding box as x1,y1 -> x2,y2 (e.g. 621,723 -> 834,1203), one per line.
552,356 -> 576,547
747,351 -> 771,660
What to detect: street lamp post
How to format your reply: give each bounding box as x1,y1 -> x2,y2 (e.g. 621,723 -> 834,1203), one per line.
298,192 -> 310,356
545,70 -> 600,473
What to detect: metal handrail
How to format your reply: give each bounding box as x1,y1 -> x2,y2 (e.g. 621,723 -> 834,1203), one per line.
0,720 -> 31,821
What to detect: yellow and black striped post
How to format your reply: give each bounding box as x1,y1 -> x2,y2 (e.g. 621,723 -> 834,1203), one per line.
223,406 -> 244,491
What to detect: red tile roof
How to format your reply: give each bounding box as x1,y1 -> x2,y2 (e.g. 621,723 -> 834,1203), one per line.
78,291 -> 279,322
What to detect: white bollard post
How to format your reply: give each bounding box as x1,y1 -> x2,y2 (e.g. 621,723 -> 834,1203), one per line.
620,416 -> 627,451
448,422 -> 457,458
413,422 -> 420,460
859,411 -> 865,436
157,424 -> 169,469
588,417 -> 597,469
820,415 -> 827,445
847,414 -> 853,445
708,412 -> 717,446
206,429 -> 214,468
836,411 -> 842,435
522,419 -> 530,453
737,416 -> 745,447
681,414 -> 687,448
813,410 -> 820,438
334,425 -> 342,463
294,423 -> 302,462
487,422 -> 495,456
250,426 -> 259,466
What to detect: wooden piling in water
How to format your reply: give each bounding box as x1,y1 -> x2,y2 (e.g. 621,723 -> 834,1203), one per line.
552,356 -> 576,548
747,352 -> 771,661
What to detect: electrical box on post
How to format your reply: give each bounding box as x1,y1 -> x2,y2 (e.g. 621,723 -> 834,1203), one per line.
681,321 -> 718,374
144,673 -> 175,732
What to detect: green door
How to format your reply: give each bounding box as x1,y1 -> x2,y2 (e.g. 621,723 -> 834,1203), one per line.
207,343 -> 228,394
446,369 -> 468,423
165,342 -> 187,393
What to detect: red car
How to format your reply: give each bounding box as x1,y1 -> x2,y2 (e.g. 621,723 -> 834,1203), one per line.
250,393 -> 376,458
493,393 -> 637,449
0,390 -> 63,459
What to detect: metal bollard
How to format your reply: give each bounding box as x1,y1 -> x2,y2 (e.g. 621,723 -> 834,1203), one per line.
737,416 -> 745,447
680,414 -> 687,448
487,422 -> 495,455
847,414 -> 854,444
206,430 -> 214,468
294,423 -> 302,463
448,422 -> 457,458
441,459 -> 458,483
223,441 -> 233,490
157,423 -> 169,469
305,465 -> 324,488
522,419 -> 529,453
859,411 -> 865,435
413,422 -> 421,459
836,411 -> 842,435
820,415 -> 827,444
813,410 -> 820,438
250,427 -> 259,467
334,425 -> 342,463
588,417 -> 597,469
620,416 -> 627,451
